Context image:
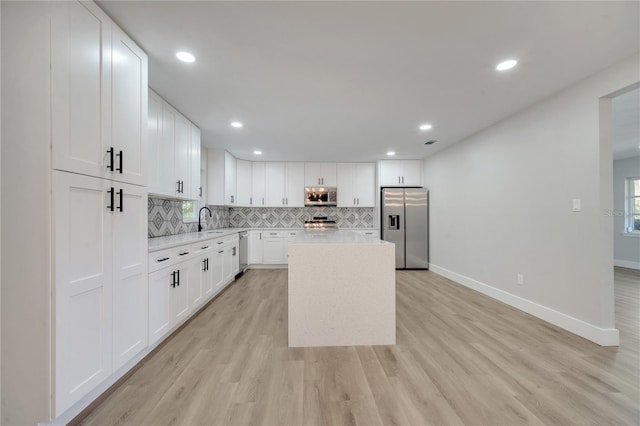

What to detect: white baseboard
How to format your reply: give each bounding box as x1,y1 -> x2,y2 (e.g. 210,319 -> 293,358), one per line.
614,259 -> 640,270
429,264 -> 620,347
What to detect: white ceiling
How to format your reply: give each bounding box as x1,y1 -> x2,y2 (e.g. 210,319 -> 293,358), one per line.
612,87 -> 640,160
97,1 -> 640,162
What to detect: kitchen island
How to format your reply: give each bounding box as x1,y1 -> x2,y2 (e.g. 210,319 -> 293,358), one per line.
288,230 -> 396,347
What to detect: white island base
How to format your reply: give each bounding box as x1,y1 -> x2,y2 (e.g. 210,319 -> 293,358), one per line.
288,232 -> 396,347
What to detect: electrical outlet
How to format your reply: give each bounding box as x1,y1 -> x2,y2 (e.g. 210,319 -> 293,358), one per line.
517,274 -> 524,285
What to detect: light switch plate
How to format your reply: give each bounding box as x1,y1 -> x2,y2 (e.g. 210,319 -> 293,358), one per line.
572,199 -> 581,212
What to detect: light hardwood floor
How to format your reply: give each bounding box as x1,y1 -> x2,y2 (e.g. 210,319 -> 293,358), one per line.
80,268 -> 639,425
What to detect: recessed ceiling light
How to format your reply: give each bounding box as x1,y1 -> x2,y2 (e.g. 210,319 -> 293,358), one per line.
419,124 -> 432,131
176,51 -> 196,63
230,121 -> 243,128
253,150 -> 262,155
496,59 -> 517,71
386,151 -> 396,156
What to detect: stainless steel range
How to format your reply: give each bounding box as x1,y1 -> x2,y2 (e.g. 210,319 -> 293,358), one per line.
303,216 -> 338,229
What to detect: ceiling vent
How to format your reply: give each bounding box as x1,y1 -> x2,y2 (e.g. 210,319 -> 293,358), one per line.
424,140 -> 437,145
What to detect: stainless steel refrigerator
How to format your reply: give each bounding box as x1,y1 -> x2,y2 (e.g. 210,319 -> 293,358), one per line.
381,188 -> 429,269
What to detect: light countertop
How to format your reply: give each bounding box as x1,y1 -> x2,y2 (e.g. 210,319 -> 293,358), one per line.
289,229 -> 390,245
148,228 -> 248,252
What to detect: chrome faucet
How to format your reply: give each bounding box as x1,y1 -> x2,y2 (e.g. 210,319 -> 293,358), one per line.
198,206 -> 212,232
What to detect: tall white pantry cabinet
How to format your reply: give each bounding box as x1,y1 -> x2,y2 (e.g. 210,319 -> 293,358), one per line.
1,1 -> 148,424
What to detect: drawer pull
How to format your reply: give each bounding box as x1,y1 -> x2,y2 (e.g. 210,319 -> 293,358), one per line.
201,246 -> 209,249
218,250 -> 224,254
157,257 -> 170,262
178,251 -> 189,256
217,241 -> 224,245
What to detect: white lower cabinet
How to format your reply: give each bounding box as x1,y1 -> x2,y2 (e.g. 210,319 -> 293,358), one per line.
148,234 -> 239,347
148,268 -> 172,345
248,230 -> 264,264
54,170 -> 148,415
263,231 -> 286,264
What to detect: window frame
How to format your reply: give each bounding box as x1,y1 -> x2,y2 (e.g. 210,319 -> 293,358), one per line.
182,200 -> 199,223
625,177 -> 640,234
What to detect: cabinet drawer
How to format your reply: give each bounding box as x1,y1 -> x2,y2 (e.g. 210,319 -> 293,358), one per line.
264,230 -> 284,238
148,246 -> 194,272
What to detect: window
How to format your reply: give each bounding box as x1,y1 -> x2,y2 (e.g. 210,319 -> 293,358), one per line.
626,177 -> 640,233
182,200 -> 199,223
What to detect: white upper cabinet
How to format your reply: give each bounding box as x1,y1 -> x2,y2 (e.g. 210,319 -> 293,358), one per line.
236,159 -> 253,206
225,152 -> 237,205
51,1 -> 111,180
190,124 -> 201,200
110,25 -> 147,186
286,162 -> 305,207
147,90 -> 173,196
379,160 -> 422,186
305,162 -> 337,186
51,1 -> 147,186
265,162 -> 286,206
337,163 -> 376,207
147,90 -> 200,200
263,162 -> 304,207
173,111 -> 191,196
206,149 -> 236,206
251,162 -> 266,207
51,1 -> 110,180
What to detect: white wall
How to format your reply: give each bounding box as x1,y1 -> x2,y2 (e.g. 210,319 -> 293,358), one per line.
423,54 -> 639,346
1,2 -> 53,424
613,156 -> 640,269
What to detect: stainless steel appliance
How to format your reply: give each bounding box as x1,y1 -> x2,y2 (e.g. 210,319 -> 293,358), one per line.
381,188 -> 429,269
304,216 -> 338,229
238,231 -> 248,273
304,187 -> 337,206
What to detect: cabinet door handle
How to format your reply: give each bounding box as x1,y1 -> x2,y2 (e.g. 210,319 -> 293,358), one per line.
203,258 -> 207,271
402,176 -> 404,184
357,198 -> 359,205
262,197 -> 264,205
157,257 -> 170,262
398,176 -> 401,184
117,189 -> 123,212
232,247 -> 236,256
259,232 -> 262,240
106,147 -> 114,172
116,150 -> 123,173
250,197 -> 253,205
107,187 -> 114,212
282,198 -> 285,205
181,181 -> 184,194
318,178 -> 320,185
176,181 -> 181,193
178,251 -> 189,256
285,197 -> 288,205
199,186 -> 202,197
353,198 -> 356,205
171,271 -> 176,288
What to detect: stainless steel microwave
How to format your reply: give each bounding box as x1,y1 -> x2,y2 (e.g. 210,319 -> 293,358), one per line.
304,187 -> 337,206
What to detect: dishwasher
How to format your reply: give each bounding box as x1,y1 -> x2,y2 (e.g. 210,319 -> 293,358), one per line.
238,231 -> 249,274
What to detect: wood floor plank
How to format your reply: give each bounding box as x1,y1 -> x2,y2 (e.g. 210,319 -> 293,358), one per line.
80,268 -> 640,426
